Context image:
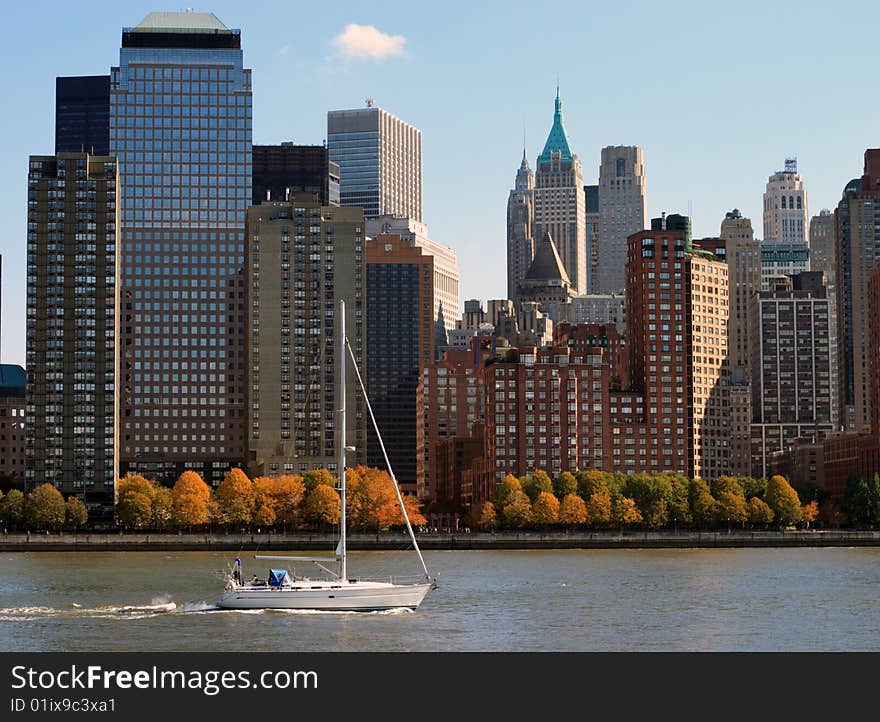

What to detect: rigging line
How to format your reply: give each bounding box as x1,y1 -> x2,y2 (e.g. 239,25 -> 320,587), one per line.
344,336 -> 432,581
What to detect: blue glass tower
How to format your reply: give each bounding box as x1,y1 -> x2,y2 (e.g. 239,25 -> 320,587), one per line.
110,12 -> 252,485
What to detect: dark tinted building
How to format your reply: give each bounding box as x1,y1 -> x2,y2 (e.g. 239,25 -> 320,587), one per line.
55,76 -> 110,156
252,144 -> 340,207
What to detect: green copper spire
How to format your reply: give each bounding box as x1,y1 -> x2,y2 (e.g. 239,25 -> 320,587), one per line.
539,85 -> 573,163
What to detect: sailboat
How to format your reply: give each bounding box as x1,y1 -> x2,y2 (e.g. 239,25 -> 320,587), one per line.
217,300 -> 435,611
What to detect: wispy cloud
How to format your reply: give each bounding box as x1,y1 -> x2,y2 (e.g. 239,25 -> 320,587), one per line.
330,24 -> 407,61
277,45 -> 289,57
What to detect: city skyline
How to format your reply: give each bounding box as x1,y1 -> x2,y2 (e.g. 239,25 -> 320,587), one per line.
4,0 -> 880,367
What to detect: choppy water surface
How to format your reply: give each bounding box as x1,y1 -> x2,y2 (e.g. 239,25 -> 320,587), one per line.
1,548 -> 878,651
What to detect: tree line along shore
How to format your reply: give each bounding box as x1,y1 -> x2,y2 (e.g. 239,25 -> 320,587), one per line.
2,466 -> 880,535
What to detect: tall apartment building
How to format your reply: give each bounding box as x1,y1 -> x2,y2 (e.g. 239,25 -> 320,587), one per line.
327,103 -> 422,222
110,12 -> 252,485
624,224 -> 729,479
556,293 -> 626,336
809,209 -> 835,274
26,153 -> 119,515
749,275 -> 835,478
252,143 -> 340,206
55,75 -> 110,156
418,335 -> 493,505
760,240 -> 810,289
506,150 -> 535,301
763,158 -> 809,243
719,209 -> 761,476
245,199 -> 365,477
584,184 -> 600,294
366,235 -> 436,494
534,90 -> 586,294
366,216 -> 459,337
597,146 -> 647,294
835,150 -> 880,432
0,365 -> 26,483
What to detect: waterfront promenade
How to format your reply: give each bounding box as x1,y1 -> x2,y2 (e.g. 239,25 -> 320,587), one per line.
1,529 -> 879,551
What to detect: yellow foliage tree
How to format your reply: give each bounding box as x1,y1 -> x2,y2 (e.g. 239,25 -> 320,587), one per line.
25,483 -> 66,530
715,490 -> 748,527
304,484 -> 341,529
747,496 -> 774,527
502,490 -> 533,528
559,494 -> 588,526
303,468 -> 336,491
253,475 -> 305,528
532,491 -> 560,526
471,501 -> 497,530
65,496 -> 88,528
171,471 -> 213,529
801,500 -> 819,528
612,496 -> 642,527
586,489 -> 612,526
215,468 -> 256,528
765,475 -> 803,526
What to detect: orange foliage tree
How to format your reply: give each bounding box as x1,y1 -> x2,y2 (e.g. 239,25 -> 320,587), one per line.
346,466 -> 425,530
171,470 -> 213,529
304,484 -> 340,529
253,475 -> 305,529
215,468 -> 255,528
532,491 -> 560,526
559,493 -> 588,526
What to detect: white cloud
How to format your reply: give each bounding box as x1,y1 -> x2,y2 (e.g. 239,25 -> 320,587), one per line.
330,24 -> 407,61
277,45 -> 289,57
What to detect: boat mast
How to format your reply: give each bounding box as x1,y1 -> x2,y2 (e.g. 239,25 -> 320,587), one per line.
338,299 -> 347,582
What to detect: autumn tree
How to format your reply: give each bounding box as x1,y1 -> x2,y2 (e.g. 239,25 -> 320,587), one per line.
117,491 -> 153,529
624,474 -> 671,529
765,475 -> 803,527
215,468 -> 256,528
586,488 -> 612,527
711,476 -> 745,499
493,474 -> 523,510
801,500 -> 819,529
739,476 -> 767,501
471,501 -> 497,530
25,483 -> 66,530
576,469 -> 609,500
304,483 -> 341,529
747,497 -> 774,527
715,490 -> 747,528
303,468 -> 336,492
171,470 -> 213,529
151,486 -> 173,530
0,488 -> 24,529
689,478 -> 717,529
65,496 -> 88,528
532,491 -> 560,527
502,490 -> 533,528
253,475 -> 305,529
553,472 -> 578,500
667,474 -> 692,528
611,496 -> 642,528
115,474 -> 168,530
559,493 -> 588,527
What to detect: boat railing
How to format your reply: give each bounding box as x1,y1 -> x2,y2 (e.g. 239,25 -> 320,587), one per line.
347,575 -> 431,585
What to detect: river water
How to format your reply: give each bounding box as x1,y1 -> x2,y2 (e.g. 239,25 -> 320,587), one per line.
1,548 -> 879,651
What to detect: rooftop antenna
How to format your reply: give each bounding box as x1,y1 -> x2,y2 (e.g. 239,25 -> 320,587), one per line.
365,97 -> 374,108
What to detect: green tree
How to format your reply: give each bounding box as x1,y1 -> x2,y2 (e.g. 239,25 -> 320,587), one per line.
688,478 -> 716,529
25,483 -> 66,530
502,491 -> 533,528
553,472 -> 578,500
715,490 -> 747,528
624,474 -> 672,529
739,476 -> 767,501
531,491 -> 560,527
117,492 -> 153,529
667,474 -> 692,528
765,475 -> 803,527
747,497 -> 774,527
843,474 -> 880,528
215,468 -> 256,528
576,470 -> 609,501
303,468 -> 336,492
151,486 -> 173,530
0,488 -> 25,528
559,494 -> 588,526
711,476 -> 745,499
65,496 -> 88,528
522,471 -> 553,502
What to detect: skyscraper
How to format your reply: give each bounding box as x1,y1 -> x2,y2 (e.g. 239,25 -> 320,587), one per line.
584,184 -> 600,293
111,11 -> 252,485
252,143 -> 339,206
26,153 -> 119,516
763,158 -> 808,243
245,199 -> 366,477
506,150 -> 535,301
809,208 -> 835,274
835,150 -> 880,432
327,103 -> 422,222
534,89 -> 586,295
55,75 -> 110,156
597,146 -> 647,294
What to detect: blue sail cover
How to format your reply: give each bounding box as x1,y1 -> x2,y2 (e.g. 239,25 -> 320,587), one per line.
269,569 -> 288,587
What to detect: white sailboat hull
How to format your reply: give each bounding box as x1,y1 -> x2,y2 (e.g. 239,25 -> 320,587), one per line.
218,580 -> 432,612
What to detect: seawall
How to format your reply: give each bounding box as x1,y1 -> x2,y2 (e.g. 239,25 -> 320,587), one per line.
1,529 -> 879,552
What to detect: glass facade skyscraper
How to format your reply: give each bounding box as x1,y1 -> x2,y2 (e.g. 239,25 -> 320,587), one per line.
110,12 -> 252,485
55,75 -> 111,156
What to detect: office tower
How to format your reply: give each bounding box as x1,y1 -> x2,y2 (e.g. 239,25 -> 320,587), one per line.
749,275 -> 835,478
556,293 -> 626,335
245,199 -> 365,477
484,341 -> 613,480
0,364 -> 26,482
760,240 -> 809,289
366,235 -> 436,495
763,158 -> 808,243
327,103 -> 422,221
534,89 -> 586,294
719,209 -> 761,476
515,231 -> 576,321
110,12 -> 252,485
623,225 -> 729,479
25,153 -> 119,515
366,216 -> 459,337
809,209 -> 835,274
835,150 -> 880,432
418,335 -> 493,506
252,143 -> 340,206
55,75 -> 110,156
597,146 -> 647,294
506,150 -> 535,301
584,184 -> 600,293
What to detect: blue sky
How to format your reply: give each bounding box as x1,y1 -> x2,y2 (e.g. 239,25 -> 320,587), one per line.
2,0 -> 879,367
